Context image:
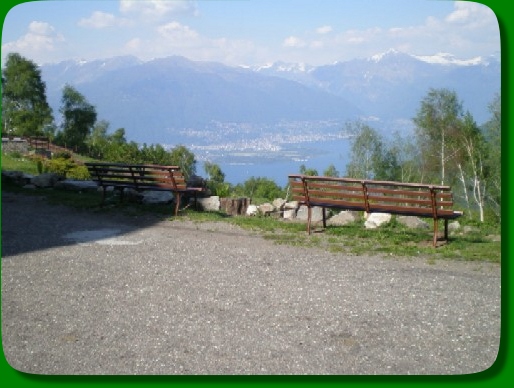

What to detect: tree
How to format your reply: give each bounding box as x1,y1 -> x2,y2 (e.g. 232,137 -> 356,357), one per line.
204,161 -> 229,196
233,177 -> 284,201
169,145 -> 196,180
299,164 -> 318,176
323,164 -> 339,177
389,131 -> 421,183
86,120 -> 110,159
345,122 -> 396,180
454,112 -> 488,222
1,53 -> 53,136
413,88 -> 463,185
56,84 -> 97,151
483,92 -> 501,220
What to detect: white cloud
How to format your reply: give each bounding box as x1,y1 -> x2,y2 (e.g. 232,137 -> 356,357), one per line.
275,2 -> 498,64
157,21 -> 200,46
445,2 -> 496,26
119,0 -> 197,20
2,21 -> 65,60
78,11 -> 132,29
316,25 -> 333,35
283,36 -> 306,48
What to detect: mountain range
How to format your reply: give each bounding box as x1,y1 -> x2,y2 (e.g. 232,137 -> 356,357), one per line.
40,50 -> 501,145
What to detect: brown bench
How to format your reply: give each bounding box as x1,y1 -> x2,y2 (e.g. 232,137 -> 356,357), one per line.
85,162 -> 204,216
289,174 -> 463,247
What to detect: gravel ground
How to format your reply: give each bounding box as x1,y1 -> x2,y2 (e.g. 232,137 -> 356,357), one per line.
1,191 -> 501,375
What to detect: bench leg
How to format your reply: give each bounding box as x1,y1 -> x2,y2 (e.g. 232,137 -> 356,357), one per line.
433,219 -> 438,247
174,192 -> 181,216
322,207 -> 327,229
307,206 -> 312,235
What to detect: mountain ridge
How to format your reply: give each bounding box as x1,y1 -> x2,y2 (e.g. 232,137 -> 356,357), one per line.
40,50 -> 500,145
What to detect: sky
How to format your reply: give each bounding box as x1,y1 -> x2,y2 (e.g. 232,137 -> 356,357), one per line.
1,0 -> 501,67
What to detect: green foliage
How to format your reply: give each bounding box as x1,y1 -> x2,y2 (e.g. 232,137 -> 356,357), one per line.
1,53 -> 53,137
55,84 -> 97,152
323,164 -> 339,177
66,165 -> 91,180
43,157 -> 76,177
232,176 -> 285,201
345,122 -> 400,181
299,164 -> 318,176
413,88 -> 464,186
204,161 -> 229,196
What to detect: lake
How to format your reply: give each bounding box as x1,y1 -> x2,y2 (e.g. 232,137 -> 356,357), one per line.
196,137 -> 352,188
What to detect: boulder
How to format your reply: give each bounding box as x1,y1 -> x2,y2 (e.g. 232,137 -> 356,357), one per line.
246,204 -> 259,216
2,170 -> 33,186
296,205 -> 324,222
327,210 -> 361,226
196,196 -> 220,212
396,215 -> 429,229
272,198 -> 286,210
258,203 -> 275,216
54,179 -> 99,192
284,201 -> 299,210
448,220 -> 461,232
364,213 -> 392,229
283,209 -> 297,220
31,173 -> 61,188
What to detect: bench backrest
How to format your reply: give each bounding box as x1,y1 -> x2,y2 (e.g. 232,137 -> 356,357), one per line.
86,162 -> 187,191
289,175 -> 457,219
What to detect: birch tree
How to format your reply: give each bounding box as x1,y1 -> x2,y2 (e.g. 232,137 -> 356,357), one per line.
413,88 -> 463,186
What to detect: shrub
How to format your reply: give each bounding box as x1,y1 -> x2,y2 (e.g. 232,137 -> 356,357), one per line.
43,157 -> 76,177
66,165 -> 91,180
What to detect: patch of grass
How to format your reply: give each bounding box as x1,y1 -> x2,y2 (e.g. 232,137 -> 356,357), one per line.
1,152 -> 40,175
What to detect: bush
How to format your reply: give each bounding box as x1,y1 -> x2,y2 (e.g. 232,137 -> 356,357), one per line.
66,165 -> 91,180
43,157 -> 76,178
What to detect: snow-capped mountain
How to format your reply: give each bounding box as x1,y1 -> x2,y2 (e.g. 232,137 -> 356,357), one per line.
39,50 -> 500,145
254,50 -> 500,123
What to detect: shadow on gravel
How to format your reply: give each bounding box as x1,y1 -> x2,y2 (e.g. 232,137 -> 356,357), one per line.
1,190 -> 166,257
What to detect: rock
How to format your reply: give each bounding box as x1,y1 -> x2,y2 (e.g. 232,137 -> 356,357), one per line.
448,220 -> 461,232
196,196 -> 220,212
2,170 -> 33,185
396,215 -> 429,229
284,201 -> 299,210
258,203 -> 275,216
54,179 -> 99,192
327,210 -> 361,226
364,212 -> 392,229
272,198 -> 286,210
283,209 -> 297,220
246,204 -> 259,216
463,225 -> 480,234
296,205 -> 324,222
31,173 -> 61,188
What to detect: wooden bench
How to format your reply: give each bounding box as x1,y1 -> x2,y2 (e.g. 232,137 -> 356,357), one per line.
289,174 -> 463,247
85,162 -> 205,216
